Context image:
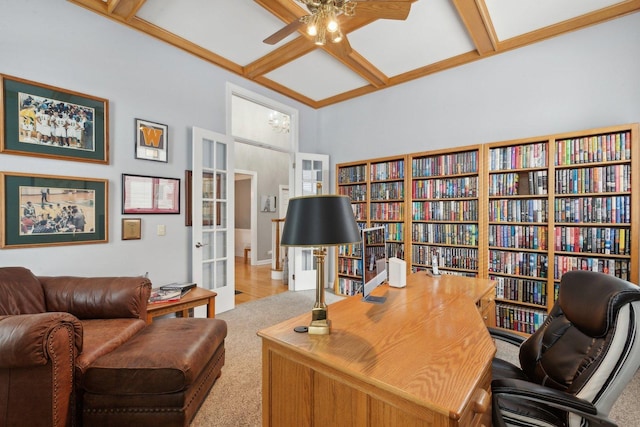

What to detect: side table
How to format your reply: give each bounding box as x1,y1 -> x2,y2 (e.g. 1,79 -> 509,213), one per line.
146,287 -> 217,324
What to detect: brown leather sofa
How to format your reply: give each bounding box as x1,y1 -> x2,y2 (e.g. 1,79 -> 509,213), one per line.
0,266 -> 227,427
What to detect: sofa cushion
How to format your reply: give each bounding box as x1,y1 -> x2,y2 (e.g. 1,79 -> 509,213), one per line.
83,318 -> 227,395
0,267 -> 46,315
75,318 -> 147,379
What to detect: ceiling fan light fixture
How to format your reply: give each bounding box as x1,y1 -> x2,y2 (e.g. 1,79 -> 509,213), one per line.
326,11 -> 338,33
330,30 -> 343,43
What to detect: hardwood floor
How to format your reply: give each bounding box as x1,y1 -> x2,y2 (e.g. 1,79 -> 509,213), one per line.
234,257 -> 288,305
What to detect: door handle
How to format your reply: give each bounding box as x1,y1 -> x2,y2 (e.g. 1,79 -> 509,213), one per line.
195,242 -> 208,248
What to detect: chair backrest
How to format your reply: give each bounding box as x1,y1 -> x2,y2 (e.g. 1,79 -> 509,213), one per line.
0,267 -> 47,315
518,270 -> 640,421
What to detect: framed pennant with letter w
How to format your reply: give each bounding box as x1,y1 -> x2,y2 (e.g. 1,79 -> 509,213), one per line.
135,118 -> 168,162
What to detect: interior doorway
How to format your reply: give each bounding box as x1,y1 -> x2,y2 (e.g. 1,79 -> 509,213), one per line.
234,170 -> 257,266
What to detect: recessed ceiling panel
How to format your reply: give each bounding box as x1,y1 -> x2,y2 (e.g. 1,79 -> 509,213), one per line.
485,0 -> 624,40
137,0 -> 300,65
265,50 -> 371,101
348,0 -> 475,77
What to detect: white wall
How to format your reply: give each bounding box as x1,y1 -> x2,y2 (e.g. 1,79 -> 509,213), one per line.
0,0 -> 316,282
317,12 -> 640,174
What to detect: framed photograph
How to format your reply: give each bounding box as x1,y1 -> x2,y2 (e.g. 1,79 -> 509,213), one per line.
135,118 -> 168,162
0,74 -> 108,164
261,195 -> 276,212
122,174 -> 180,214
0,172 -> 108,248
122,218 -> 141,240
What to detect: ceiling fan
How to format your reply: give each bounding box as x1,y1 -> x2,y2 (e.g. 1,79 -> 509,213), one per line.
263,0 -> 413,46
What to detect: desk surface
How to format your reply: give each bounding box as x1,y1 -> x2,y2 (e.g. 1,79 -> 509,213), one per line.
258,273 -> 496,424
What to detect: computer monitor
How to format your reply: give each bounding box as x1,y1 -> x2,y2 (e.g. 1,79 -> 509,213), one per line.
361,226 -> 387,304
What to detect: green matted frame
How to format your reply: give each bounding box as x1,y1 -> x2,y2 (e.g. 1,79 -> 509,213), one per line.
1,172 -> 108,248
0,74 -> 109,164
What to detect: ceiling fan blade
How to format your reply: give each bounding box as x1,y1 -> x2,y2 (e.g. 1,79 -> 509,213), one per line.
354,1 -> 412,20
264,19 -> 305,45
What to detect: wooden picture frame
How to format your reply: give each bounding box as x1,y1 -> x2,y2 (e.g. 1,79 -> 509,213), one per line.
122,218 -> 141,240
122,173 -> 180,214
0,74 -> 109,164
135,118 -> 168,162
0,172 -> 108,248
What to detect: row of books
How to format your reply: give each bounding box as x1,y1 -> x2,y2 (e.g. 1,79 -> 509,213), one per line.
555,131 -> 632,166
554,226 -> 630,255
371,222 -> 404,242
489,225 -> 548,250
386,242 -> 405,259
491,276 -> 548,306
350,203 -> 367,221
489,171 -> 548,196
411,245 -> 478,271
337,258 -> 362,277
338,242 -> 362,257
489,250 -> 548,278
365,246 -> 386,260
489,142 -> 548,171
411,176 -> 478,199
554,165 -> 631,194
148,282 -> 196,303
495,303 -> 548,334
554,195 -> 630,224
338,165 -> 367,184
411,223 -> 479,246
369,202 -> 404,221
336,277 -> 363,296
339,184 -> 366,201
370,160 -> 404,181
370,181 -> 404,200
411,151 -> 478,177
489,199 -> 548,223
412,266 -> 478,278
412,200 -> 479,222
553,256 -> 630,281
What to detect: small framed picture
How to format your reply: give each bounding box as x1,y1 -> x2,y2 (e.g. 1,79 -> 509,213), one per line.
122,173 -> 180,214
261,195 -> 276,213
0,74 -> 109,164
135,118 -> 168,162
0,172 -> 108,248
122,218 -> 141,240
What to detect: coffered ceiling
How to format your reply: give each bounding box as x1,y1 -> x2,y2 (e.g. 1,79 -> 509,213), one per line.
69,0 -> 640,108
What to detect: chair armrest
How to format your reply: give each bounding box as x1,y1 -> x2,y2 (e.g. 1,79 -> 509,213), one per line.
492,378 -> 617,427
39,276 -> 152,320
488,327 -> 527,347
0,313 -> 82,368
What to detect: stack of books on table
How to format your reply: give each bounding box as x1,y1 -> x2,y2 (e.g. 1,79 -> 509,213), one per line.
148,282 -> 196,303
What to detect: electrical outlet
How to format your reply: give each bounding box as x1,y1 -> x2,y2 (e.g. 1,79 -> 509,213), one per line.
157,224 -> 166,236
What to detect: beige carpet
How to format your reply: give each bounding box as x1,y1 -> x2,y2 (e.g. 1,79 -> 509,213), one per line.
191,290 -> 640,426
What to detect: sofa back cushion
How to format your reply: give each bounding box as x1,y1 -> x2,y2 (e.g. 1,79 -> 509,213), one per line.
0,267 -> 46,315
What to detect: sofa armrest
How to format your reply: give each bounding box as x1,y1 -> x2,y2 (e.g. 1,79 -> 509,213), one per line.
39,276 -> 152,320
0,312 -> 82,368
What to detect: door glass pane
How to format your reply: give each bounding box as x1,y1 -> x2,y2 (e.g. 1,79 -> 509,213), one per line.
216,201 -> 227,228
301,248 -> 314,271
203,172 -> 214,198
203,231 -> 214,260
216,173 -> 226,199
203,261 -> 214,290
215,230 -> 227,258
215,260 -> 227,290
203,200 -> 215,229
216,142 -> 227,170
203,139 -> 214,169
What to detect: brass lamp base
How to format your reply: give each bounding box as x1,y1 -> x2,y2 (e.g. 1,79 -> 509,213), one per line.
308,306 -> 331,335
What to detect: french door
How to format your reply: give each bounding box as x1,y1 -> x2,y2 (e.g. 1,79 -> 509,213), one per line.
191,127 -> 235,313
288,152 -> 330,291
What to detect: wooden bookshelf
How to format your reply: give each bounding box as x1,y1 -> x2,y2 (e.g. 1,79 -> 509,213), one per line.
335,156 -> 408,296
409,145 -> 485,278
335,123 -> 638,334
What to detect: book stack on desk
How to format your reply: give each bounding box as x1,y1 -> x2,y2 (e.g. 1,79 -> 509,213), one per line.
148,282 -> 196,303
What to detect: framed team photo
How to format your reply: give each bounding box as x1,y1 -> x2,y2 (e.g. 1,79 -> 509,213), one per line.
135,118 -> 168,162
0,74 -> 109,164
0,172 -> 108,248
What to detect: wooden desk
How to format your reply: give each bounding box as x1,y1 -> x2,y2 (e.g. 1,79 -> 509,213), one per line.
258,273 -> 496,427
146,287 -> 217,324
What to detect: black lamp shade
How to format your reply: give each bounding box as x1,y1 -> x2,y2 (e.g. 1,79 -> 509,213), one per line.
281,195 -> 361,247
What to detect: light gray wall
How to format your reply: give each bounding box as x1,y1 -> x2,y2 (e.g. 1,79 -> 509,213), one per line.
0,0 -> 317,282
235,179 -> 251,229
316,12 -> 640,178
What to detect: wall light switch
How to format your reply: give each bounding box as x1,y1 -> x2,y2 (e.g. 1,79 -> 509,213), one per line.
157,224 -> 166,236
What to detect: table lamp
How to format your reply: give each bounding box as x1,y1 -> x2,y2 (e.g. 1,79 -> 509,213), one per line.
280,195 -> 361,334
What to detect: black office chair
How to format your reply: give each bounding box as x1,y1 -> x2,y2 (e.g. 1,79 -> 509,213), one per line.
490,270 -> 640,427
